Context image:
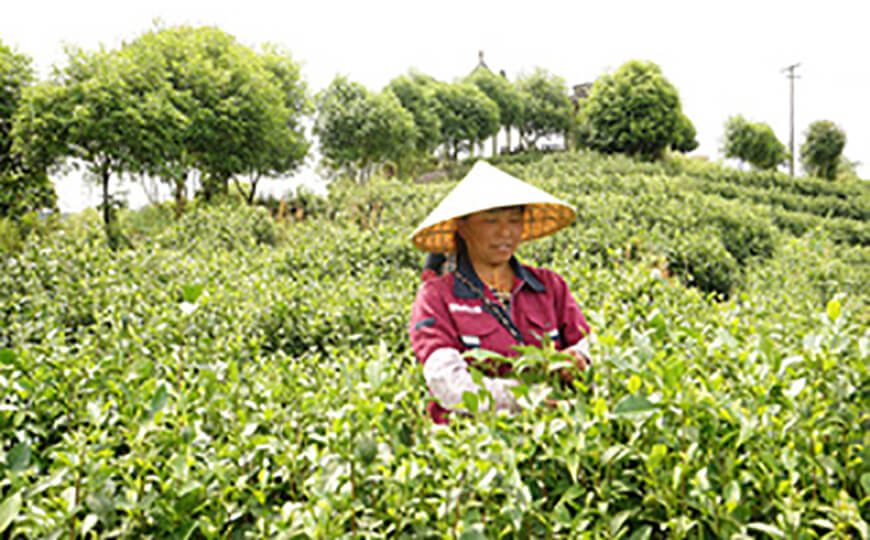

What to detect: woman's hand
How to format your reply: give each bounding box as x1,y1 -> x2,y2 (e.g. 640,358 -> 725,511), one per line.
558,347 -> 590,383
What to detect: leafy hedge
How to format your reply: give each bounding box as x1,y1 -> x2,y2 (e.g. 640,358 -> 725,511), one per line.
1,150 -> 868,538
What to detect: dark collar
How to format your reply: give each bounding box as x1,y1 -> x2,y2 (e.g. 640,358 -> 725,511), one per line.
453,249 -> 546,299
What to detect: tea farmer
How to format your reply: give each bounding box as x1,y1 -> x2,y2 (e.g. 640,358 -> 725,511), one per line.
409,161 -> 591,424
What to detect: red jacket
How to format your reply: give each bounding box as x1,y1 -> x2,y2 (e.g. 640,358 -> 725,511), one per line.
409,254 -> 590,423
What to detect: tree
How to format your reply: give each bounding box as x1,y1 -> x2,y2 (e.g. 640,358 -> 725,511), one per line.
0,40 -> 56,219
314,75 -> 416,182
673,111 -> 699,153
800,120 -> 846,180
387,70 -> 442,155
121,25 -> 311,210
227,44 -> 311,204
465,68 -> 524,155
14,24 -> 312,244
577,60 -> 690,161
722,115 -> 786,170
515,68 -> 572,149
431,81 -> 499,161
12,45 -> 152,245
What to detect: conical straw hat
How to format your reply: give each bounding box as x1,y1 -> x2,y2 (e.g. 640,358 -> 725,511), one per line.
411,160 -> 576,253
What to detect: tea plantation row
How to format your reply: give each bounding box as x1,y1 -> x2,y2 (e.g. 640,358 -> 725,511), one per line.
1,151 -> 868,538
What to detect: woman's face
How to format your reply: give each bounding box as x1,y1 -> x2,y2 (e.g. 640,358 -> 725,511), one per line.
457,206 -> 524,267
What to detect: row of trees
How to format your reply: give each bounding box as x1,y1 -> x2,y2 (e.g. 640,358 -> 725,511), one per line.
3,25 -> 311,244
4,25 -> 704,236
722,115 -> 847,180
315,59 -> 700,181
313,66 -> 574,181
1,23 -> 853,244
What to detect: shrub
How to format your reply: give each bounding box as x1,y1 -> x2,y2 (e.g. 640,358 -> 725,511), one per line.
665,230 -> 738,298
578,60 -> 693,161
800,120 -> 846,180
156,203 -> 277,252
710,210 -> 777,264
722,115 -> 787,170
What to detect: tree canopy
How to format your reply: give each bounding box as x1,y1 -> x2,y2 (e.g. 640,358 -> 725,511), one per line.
466,67 -> 524,153
387,70 -> 442,155
314,75 -> 416,182
13,24 -> 311,238
431,81 -> 499,161
515,68 -> 572,149
1,40 -> 56,219
800,120 -> 846,180
577,60 -> 693,161
120,25 -> 311,207
722,115 -> 786,171
12,44 -> 151,242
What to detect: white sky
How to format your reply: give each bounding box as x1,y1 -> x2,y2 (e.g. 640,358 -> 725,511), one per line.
3,0 -> 868,212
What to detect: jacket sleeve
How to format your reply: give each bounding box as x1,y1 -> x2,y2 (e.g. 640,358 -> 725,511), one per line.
409,279 -> 520,414
550,271 -> 592,360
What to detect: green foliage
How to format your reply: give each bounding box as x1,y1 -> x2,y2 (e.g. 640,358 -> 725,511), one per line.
723,115 -> 787,170
0,40 -> 57,219
0,217 -> 23,253
515,67 -> 573,148
1,149 -> 868,537
665,230 -> 738,298
387,70 -> 443,154
0,167 -> 56,220
121,25 -> 312,203
578,60 -> 692,161
12,24 -> 312,237
314,75 -> 417,182
431,81 -> 500,161
465,67 -> 524,133
801,120 -> 847,180
155,202 -> 278,252
672,111 -> 699,153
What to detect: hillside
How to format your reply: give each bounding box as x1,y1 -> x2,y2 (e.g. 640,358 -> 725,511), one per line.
1,150 -> 868,538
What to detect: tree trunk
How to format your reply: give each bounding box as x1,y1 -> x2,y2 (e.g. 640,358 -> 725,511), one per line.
492,132 -> 498,156
246,174 -> 260,205
101,163 -> 112,242
506,126 -> 512,153
175,172 -> 187,218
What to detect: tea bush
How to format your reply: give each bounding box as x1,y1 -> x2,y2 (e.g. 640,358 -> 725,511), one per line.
1,149 -> 868,538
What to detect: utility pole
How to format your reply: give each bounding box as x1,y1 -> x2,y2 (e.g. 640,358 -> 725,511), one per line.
782,63 -> 801,177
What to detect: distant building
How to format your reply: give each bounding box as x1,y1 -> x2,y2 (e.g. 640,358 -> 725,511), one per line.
471,50 -> 490,74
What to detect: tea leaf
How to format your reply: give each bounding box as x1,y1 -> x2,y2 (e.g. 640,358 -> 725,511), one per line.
150,383 -> 169,418
724,480 -> 740,512
826,298 -> 841,322
747,523 -> 785,538
6,442 -> 30,472
0,492 -> 21,534
81,514 -> 98,536
182,283 -> 205,303
628,526 -> 652,540
461,391 -> 479,414
0,348 -> 15,366
613,394 -> 658,417
458,526 -> 487,540
784,378 -> 806,399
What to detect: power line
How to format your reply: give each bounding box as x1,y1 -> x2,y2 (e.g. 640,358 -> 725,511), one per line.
782,63 -> 801,177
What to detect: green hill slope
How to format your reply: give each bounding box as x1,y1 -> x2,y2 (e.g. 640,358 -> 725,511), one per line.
0,150 -> 867,537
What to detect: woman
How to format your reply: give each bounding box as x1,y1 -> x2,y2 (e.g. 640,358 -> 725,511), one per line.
409,161 -> 591,423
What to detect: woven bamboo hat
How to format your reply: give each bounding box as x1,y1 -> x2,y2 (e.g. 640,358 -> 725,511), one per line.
410,160 -> 576,253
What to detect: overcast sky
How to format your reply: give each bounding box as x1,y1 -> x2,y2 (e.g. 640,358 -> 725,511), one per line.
4,0 -> 868,212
